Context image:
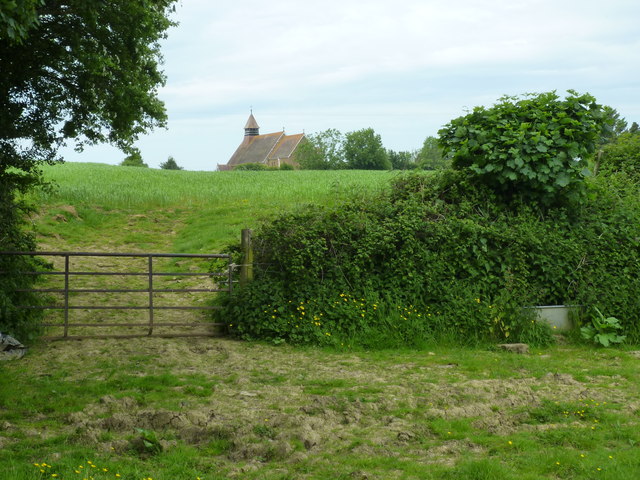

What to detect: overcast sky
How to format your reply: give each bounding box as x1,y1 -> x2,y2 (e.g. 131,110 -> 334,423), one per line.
59,0 -> 640,171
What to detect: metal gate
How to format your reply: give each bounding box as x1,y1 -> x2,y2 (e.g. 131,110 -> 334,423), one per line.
0,251 -> 233,339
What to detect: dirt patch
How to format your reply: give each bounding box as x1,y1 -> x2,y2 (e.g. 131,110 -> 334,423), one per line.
58,205 -> 80,218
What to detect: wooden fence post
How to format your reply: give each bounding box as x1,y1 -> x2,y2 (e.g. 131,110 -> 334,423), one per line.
240,228 -> 253,287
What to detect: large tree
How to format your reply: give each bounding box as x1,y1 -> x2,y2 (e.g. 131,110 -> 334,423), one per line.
343,128 -> 390,170
0,0 -> 177,339
295,128 -> 345,170
416,136 -> 449,170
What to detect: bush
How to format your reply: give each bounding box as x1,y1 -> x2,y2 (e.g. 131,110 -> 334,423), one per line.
599,131 -> 640,180
120,151 -> 148,167
159,156 -> 183,170
439,91 -> 606,205
0,187 -> 48,342
233,163 -> 269,171
217,170 -> 640,348
233,163 -> 295,171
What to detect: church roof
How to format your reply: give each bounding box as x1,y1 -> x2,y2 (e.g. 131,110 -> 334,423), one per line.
223,113 -> 305,169
226,131 -> 305,167
227,131 -> 284,167
268,133 -> 305,161
244,113 -> 259,130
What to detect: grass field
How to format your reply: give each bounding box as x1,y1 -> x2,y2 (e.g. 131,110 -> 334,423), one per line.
2,339 -> 640,479
2,162 -> 640,479
32,162 -> 394,252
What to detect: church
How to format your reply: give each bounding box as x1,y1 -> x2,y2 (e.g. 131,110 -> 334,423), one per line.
217,113 -> 305,170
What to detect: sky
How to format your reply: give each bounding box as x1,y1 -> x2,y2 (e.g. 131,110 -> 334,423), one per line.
59,0 -> 640,171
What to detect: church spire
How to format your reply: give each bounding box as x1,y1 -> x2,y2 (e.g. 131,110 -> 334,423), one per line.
244,111 -> 259,136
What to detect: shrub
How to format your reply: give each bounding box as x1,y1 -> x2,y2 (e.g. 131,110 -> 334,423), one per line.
217,170 -> 640,348
233,163 -> 269,171
120,151 -> 148,167
599,131 -> 640,180
438,91 -> 607,205
159,156 -> 183,170
0,187 -> 48,342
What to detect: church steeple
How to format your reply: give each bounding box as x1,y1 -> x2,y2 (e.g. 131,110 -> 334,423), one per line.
244,112 -> 260,136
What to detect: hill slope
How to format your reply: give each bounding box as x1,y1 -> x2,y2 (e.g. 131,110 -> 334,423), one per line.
33,162 -> 394,252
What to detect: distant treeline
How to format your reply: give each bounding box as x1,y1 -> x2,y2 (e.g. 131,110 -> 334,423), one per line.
294,128 -> 448,171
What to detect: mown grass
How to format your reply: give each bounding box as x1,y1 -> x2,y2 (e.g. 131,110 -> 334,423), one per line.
1,340 -> 640,479
3,163 -> 640,479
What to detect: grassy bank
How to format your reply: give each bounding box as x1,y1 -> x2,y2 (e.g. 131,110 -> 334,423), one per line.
31,163 -> 394,252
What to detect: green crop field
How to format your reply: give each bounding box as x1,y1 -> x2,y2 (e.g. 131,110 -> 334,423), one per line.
2,162 -> 640,479
31,162 -> 395,252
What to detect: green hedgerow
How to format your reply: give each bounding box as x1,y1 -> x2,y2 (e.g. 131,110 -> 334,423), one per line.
216,170 -> 640,348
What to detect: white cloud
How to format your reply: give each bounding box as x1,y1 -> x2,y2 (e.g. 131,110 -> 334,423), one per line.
60,0 -> 640,170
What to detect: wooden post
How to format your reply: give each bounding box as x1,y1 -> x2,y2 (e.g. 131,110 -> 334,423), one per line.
240,228 -> 253,287
148,255 -> 154,336
63,254 -> 69,338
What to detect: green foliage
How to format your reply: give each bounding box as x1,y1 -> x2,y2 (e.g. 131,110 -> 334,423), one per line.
387,149 -> 417,170
232,162 -> 297,171
438,91 -> 607,204
218,169 -> 640,348
120,151 -> 148,167
132,428 -> 163,456
1,1 -> 176,341
0,188 -> 48,341
0,0 -> 42,42
599,131 -> 640,180
159,155 -> 183,170
295,128 -> 346,170
1,1 -> 175,165
297,127 -> 393,170
233,163 -> 270,171
581,307 -> 626,347
416,136 -> 450,170
343,128 -> 391,170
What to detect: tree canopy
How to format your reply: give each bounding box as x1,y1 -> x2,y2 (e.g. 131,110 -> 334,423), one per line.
343,128 -> 390,170
387,149 -> 416,170
296,127 -> 392,170
1,0 -> 175,177
0,0 -> 41,42
120,151 -> 148,168
0,0 -> 177,339
160,155 -> 183,170
599,130 -> 640,180
294,129 -> 345,170
416,136 -> 448,170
